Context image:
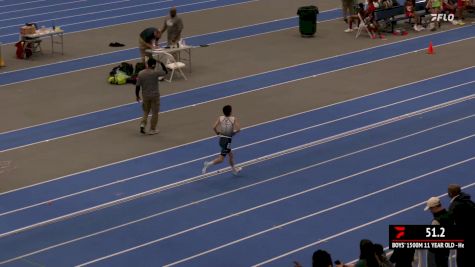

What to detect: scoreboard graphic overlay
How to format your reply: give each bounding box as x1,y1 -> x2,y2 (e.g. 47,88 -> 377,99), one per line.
389,225 -> 466,249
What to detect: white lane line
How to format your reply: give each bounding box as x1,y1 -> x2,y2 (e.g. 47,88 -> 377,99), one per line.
0,0 -> 87,16
0,0 -> 243,32
253,183 -> 475,266
0,61 -> 472,195
1,95 -> 472,239
1,0 -> 261,45
0,12 -> 471,93
1,34 -> 474,156
0,0 -> 172,30
0,12 -> 299,77
0,0 -> 46,8
0,17 -> 467,79
1,114 -> 473,265
79,156 -> 475,267
1,81 -> 472,217
165,160 -> 475,267
0,0 -> 128,20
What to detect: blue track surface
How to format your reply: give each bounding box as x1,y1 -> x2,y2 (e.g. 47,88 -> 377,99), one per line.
0,0 -> 257,44
0,92 -> 473,266
0,67 -> 473,217
0,9 -> 340,87
0,74 -> 473,265
1,25 -> 474,152
1,1 -> 474,266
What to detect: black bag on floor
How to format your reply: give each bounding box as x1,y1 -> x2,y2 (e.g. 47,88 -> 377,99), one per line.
119,62 -> 134,76
134,62 -> 146,75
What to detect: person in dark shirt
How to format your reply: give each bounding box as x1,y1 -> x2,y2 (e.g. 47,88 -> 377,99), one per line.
138,27 -> 161,64
160,7 -> 184,47
447,184 -> 475,267
135,58 -> 167,135
390,248 -> 415,267
365,0 -> 385,39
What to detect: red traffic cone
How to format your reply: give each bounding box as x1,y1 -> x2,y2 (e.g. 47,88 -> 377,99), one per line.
427,42 -> 435,55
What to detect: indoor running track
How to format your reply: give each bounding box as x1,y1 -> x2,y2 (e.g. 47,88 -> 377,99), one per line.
0,76 -> 474,266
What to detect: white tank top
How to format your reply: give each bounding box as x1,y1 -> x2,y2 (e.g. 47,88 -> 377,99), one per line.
219,116 -> 235,137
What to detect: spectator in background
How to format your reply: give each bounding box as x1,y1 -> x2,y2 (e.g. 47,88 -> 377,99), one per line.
342,0 -> 356,23
424,196 -> 452,267
405,0 -> 425,31
345,3 -> 365,32
334,239 -> 379,267
378,0 -> 394,8
364,0 -> 385,39
161,7 -> 184,48
442,0 -> 462,25
389,248 -> 415,267
135,58 -> 167,135
356,239 -> 380,267
447,184 -> 475,267
293,249 -> 333,267
456,0 -> 467,23
426,0 -> 443,30
373,244 -> 393,267
345,1 -> 384,38
138,27 -> 161,64
448,184 -> 475,226
312,250 -> 334,267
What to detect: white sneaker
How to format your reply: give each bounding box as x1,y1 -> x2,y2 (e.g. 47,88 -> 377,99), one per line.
202,161 -> 210,174
232,166 -> 242,176
451,20 -> 459,25
344,28 -> 353,33
148,129 -> 159,135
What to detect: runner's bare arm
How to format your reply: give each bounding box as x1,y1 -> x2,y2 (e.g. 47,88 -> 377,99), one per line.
233,117 -> 241,134
212,118 -> 220,135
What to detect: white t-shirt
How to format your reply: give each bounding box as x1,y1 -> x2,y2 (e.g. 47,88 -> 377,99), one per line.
219,116 -> 235,137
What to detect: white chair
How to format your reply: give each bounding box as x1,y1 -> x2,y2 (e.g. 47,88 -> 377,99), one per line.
355,12 -> 374,39
160,51 -> 187,82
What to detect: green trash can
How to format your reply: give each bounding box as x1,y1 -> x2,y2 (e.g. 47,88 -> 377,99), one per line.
297,6 -> 319,37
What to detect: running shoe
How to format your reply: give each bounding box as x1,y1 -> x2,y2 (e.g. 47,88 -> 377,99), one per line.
140,123 -> 146,134
232,166 -> 242,176
148,129 -> 159,135
202,161 -> 210,174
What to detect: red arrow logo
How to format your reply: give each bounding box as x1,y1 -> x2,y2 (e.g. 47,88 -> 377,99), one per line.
394,226 -> 405,239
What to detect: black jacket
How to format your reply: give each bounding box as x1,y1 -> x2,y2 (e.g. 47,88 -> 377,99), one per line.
449,192 -> 475,227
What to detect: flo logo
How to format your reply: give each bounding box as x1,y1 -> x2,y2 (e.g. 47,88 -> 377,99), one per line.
394,226 -> 406,239
431,13 -> 455,22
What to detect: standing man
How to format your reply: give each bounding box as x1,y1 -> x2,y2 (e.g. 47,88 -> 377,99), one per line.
139,27 -> 161,64
424,197 -> 453,267
135,58 -> 167,135
342,0 -> 355,23
160,7 -> 184,47
447,184 -> 475,267
202,105 -> 242,175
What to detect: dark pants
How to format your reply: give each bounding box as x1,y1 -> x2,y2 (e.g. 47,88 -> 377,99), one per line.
428,251 -> 449,267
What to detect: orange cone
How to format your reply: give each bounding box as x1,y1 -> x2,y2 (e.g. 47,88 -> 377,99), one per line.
427,42 -> 435,55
